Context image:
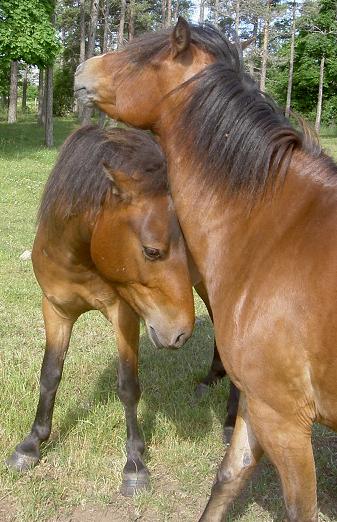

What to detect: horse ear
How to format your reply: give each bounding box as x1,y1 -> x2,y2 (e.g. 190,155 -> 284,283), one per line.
171,17 -> 191,58
103,163 -> 131,201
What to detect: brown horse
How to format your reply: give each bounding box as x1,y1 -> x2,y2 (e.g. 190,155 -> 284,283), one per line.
75,18 -> 337,521
6,125 -> 195,496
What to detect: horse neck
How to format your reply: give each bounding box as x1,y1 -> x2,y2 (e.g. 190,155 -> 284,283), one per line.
159,121 -> 336,303
36,212 -> 96,268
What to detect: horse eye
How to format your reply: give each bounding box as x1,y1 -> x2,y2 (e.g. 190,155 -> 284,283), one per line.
143,246 -> 162,261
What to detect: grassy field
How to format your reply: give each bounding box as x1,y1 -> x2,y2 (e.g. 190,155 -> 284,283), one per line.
0,117 -> 337,522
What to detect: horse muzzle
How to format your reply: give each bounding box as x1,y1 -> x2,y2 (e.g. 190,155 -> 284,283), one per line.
74,63 -> 96,106
147,324 -> 191,350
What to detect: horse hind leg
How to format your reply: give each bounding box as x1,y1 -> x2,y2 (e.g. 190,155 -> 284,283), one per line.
199,395 -> 263,522
6,296 -> 77,471
248,398 -> 318,522
107,298 -> 149,496
200,394 -> 318,522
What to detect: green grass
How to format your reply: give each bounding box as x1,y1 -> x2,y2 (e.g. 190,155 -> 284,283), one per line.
0,117 -> 337,521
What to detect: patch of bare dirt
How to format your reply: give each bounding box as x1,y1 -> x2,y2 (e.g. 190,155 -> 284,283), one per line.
0,494 -> 18,522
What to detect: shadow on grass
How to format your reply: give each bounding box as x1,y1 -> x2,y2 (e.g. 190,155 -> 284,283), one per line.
39,314 -> 337,521
46,314 -> 222,447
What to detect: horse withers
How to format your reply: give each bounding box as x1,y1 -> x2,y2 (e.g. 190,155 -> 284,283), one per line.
75,18 -> 337,521
6,125 -> 195,495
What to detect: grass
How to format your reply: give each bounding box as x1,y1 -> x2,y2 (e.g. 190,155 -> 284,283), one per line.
0,116 -> 337,521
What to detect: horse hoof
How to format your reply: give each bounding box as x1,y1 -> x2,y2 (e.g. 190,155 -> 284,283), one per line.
120,469 -> 150,497
5,450 -> 39,472
194,383 -> 209,399
223,426 -> 234,445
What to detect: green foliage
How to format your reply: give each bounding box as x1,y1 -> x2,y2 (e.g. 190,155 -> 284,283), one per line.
266,0 -> 337,124
53,66 -> 74,116
0,0 -> 60,66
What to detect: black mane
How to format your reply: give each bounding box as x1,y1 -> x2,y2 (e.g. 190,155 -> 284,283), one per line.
125,23 -> 323,198
38,125 -> 167,227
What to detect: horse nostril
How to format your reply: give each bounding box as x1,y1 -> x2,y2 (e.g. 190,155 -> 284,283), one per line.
174,332 -> 187,347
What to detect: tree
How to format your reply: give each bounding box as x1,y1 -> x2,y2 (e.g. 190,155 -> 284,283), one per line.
199,0 -> 205,23
87,0 -> 99,58
8,61 -> 18,123
285,0 -> 297,118
0,0 -> 59,130
0,0 -> 60,67
22,65 -> 28,111
79,0 -> 86,63
38,69 -> 45,125
128,0 -> 136,39
118,0 -> 127,48
315,54 -> 325,132
45,65 -> 54,147
271,0 -> 337,125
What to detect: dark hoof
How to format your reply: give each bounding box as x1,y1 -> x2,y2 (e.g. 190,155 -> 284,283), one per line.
120,469 -> 150,497
223,426 -> 234,445
6,450 -> 39,472
194,382 -> 209,400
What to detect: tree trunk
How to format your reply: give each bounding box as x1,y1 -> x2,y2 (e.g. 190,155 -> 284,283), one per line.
315,55 -> 325,134
285,0 -> 296,118
162,0 -> 167,27
260,1 -> 271,92
166,0 -> 172,27
118,0 -> 127,48
199,0 -> 205,23
8,61 -> 18,124
174,0 -> 179,21
99,0 -> 110,128
79,0 -> 86,63
44,66 -> 53,148
82,0 -> 99,125
22,65 -> 28,112
235,0 -> 240,38
77,0 -> 86,120
38,69 -> 45,125
102,0 -> 109,52
87,0 -> 99,58
214,0 -> 219,27
128,0 -> 135,40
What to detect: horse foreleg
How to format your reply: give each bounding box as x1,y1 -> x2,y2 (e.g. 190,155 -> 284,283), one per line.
199,394 -> 263,522
111,299 -> 149,497
194,282 -> 239,442
6,296 -> 76,471
194,282 -> 227,395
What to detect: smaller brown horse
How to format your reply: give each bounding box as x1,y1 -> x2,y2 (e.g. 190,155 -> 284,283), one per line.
6,125 -> 195,495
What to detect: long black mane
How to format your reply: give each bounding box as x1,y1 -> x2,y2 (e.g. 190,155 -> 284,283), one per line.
125,23 -> 325,198
38,126 -> 167,228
